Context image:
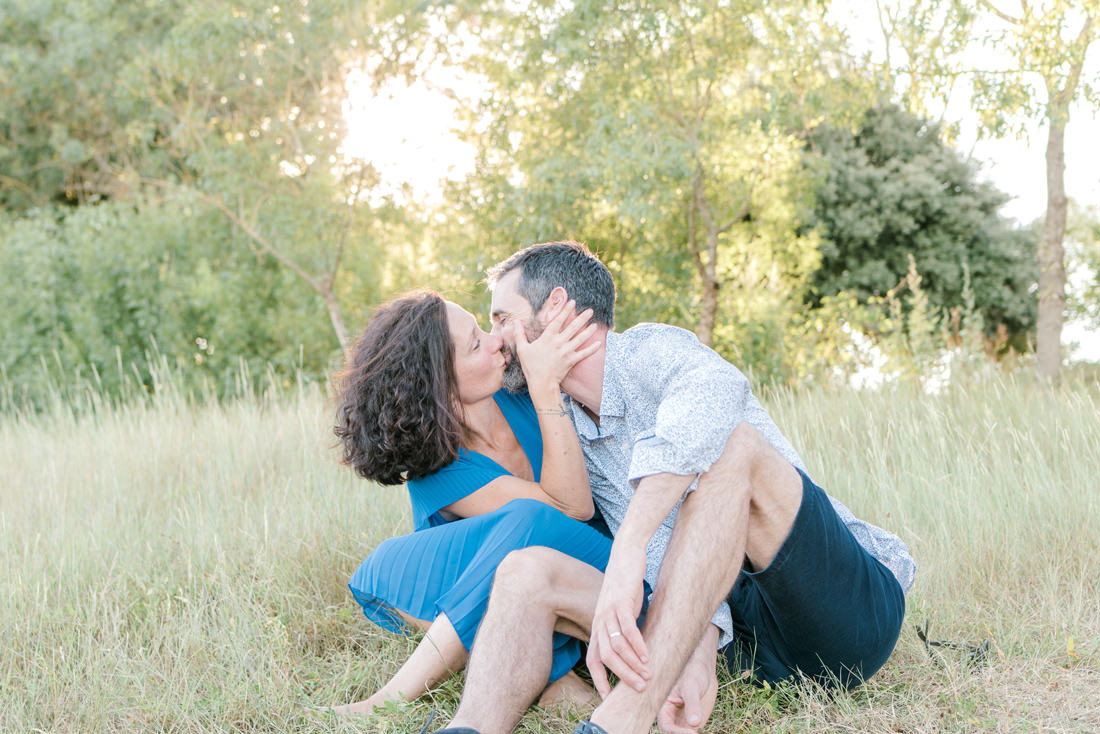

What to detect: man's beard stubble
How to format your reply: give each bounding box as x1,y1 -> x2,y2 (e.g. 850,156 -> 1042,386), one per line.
501,345 -> 527,393
500,318 -> 543,394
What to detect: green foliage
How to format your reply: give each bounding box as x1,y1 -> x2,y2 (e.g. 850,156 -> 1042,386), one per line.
0,0 -> 186,209
805,105 -> 1037,347
0,0 -> 416,351
438,0 -> 871,380
4,0 -> 1085,398
880,0 -> 1099,379
0,199 -> 340,407
1065,201 -> 1100,326
964,1 -> 1099,135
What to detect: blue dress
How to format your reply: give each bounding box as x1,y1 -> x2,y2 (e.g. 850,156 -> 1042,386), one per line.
348,390 -> 614,683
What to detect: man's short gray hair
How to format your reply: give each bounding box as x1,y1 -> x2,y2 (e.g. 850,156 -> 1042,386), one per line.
486,240 -> 615,328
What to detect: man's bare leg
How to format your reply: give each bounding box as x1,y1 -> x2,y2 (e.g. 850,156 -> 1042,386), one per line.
446,547 -> 604,734
332,612 -> 466,715
590,423 -> 804,733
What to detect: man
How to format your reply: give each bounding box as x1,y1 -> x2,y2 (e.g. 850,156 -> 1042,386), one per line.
436,241 -> 916,734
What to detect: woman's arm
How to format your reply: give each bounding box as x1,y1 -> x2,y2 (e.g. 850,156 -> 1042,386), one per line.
445,302 -> 599,521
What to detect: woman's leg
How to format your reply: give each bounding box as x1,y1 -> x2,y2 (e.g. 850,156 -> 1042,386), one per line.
339,501 -> 613,712
537,670 -> 600,712
332,611 -> 467,715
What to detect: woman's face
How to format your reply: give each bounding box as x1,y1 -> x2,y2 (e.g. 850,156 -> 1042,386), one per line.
446,302 -> 506,405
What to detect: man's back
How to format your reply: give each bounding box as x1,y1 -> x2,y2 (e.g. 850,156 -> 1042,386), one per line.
566,322 -> 916,603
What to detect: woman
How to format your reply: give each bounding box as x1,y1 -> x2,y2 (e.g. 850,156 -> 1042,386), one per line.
331,289 -> 612,714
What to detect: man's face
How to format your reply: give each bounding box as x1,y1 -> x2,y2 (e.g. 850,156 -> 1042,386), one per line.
489,269 -> 544,393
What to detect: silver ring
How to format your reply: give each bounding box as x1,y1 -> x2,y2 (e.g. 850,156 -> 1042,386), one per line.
608,631 -> 622,639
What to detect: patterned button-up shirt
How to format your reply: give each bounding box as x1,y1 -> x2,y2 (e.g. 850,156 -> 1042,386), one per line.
566,323 -> 917,648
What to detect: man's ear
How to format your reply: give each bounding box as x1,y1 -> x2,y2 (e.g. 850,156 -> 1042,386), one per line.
545,286 -> 569,311
535,286 -> 569,325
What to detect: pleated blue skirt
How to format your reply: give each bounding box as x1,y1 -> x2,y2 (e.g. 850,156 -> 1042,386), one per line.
348,498 -> 614,682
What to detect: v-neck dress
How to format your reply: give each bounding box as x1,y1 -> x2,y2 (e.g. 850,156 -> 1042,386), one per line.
347,390 -> 613,683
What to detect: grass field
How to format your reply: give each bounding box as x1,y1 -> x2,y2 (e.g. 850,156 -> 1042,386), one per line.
2,372 -> 1098,732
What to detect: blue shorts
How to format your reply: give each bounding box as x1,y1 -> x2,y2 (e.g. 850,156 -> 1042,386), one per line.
720,470 -> 905,688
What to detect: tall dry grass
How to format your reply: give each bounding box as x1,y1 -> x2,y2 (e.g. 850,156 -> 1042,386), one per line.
1,372 -> 1098,732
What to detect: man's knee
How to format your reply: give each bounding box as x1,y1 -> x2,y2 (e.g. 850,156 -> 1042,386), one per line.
701,422 -> 770,486
491,546 -> 567,604
729,422 -> 773,461
696,423 -> 802,525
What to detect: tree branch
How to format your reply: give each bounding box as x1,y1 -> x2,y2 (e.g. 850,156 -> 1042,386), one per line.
875,0 -> 895,88
715,200 -> 752,235
1063,14 -> 1096,97
978,0 -> 1020,25
619,13 -> 689,130
0,172 -> 49,204
327,165 -> 368,290
143,178 -> 325,294
680,7 -> 702,115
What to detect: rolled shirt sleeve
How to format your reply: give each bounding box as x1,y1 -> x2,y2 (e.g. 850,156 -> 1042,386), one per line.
625,326 -> 804,487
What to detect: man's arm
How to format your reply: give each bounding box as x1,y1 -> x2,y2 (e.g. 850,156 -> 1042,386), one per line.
619,326 -> 797,649
586,471 -> 696,695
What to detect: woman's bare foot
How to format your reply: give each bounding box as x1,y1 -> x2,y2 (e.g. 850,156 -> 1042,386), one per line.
537,670 -> 600,713
329,688 -> 402,716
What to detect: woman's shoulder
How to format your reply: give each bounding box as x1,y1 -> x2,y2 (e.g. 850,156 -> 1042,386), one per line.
406,448 -> 508,529
409,448 -> 483,483
405,391 -> 537,529
408,443 -> 513,494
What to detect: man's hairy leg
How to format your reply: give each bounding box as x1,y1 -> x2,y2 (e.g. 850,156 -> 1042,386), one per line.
590,423 -> 803,733
446,547 -> 603,734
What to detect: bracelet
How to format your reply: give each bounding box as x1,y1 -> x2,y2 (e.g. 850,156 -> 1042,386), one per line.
536,407 -> 570,417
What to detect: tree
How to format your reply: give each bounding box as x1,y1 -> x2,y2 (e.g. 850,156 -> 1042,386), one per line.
0,0 -> 185,209
0,1 -> 422,351
446,0 -> 864,350
133,0 -> 394,350
872,0 -> 1099,380
805,104 -> 1037,346
976,2 -> 1097,379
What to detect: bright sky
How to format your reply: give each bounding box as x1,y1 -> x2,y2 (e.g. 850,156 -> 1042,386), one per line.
829,2 -> 1100,228
342,66 -> 477,204
830,1 -> 1100,360
341,3 -> 1099,361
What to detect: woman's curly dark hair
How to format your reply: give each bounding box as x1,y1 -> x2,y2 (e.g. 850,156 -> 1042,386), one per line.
333,290 -> 465,485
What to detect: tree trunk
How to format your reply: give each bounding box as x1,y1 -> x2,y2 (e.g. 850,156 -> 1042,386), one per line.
697,275 -> 718,347
321,286 -> 350,351
1036,117 -> 1068,382
696,230 -> 720,347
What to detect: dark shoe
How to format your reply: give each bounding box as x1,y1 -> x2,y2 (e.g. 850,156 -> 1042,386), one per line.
420,708 -> 482,734
573,722 -> 610,734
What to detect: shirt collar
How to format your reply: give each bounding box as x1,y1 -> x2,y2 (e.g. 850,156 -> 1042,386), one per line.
565,330 -> 625,439
597,330 -> 626,418
566,395 -> 600,440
